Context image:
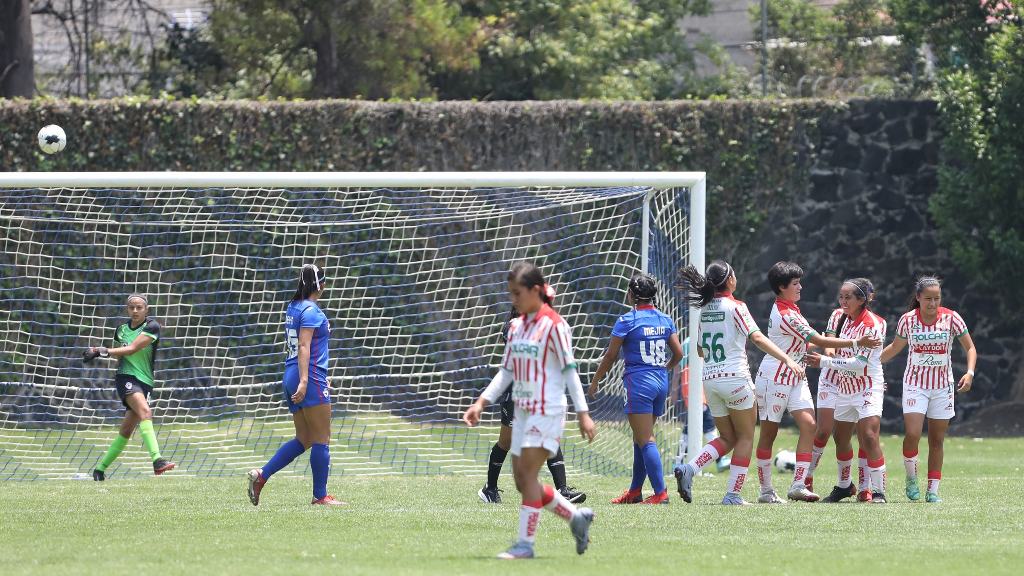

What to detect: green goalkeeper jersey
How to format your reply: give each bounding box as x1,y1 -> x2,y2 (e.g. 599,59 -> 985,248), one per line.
114,318 -> 161,386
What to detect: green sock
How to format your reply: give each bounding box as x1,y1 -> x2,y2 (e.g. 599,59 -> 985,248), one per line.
138,420 -> 162,462
96,434 -> 129,472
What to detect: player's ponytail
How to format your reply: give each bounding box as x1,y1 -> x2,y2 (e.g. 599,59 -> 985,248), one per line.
677,260 -> 733,308
628,272 -> 658,306
292,264 -> 327,302
508,261 -> 553,307
907,275 -> 941,312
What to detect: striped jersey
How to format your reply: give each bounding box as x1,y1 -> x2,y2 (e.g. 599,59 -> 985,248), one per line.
697,293 -> 760,382
501,304 -> 577,415
817,308 -> 846,388
895,307 -> 968,390
825,308 -> 886,394
757,298 -> 815,386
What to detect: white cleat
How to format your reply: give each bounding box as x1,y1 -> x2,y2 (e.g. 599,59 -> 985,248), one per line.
722,492 -> 751,505
787,485 -> 821,502
497,541 -> 535,560
758,489 -> 786,504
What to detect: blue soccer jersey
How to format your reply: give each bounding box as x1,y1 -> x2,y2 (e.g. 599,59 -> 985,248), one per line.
612,304 -> 677,376
613,304 -> 677,416
285,299 -> 330,387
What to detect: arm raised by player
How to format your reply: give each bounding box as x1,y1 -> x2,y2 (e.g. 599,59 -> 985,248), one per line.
809,332 -> 881,351
83,334 -> 154,363
749,331 -> 806,380
879,337 -> 908,364
588,335 -> 623,399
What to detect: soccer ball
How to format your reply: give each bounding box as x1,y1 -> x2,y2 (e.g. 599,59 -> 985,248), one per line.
773,449 -> 797,473
38,124 -> 67,154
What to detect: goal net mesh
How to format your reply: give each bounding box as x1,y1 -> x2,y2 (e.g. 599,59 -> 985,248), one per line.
0,183 -> 690,480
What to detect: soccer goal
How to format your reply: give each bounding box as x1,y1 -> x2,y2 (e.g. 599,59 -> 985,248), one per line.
0,172 -> 706,480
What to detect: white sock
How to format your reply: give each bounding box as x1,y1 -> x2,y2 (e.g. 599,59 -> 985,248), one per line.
837,452 -> 854,489
809,439 -> 827,478
792,452 -> 812,489
756,448 -> 773,492
927,472 -> 941,495
868,460 -> 887,494
903,452 -> 919,480
542,484 -> 576,523
518,504 -> 541,544
727,458 -> 750,494
858,452 -> 870,492
688,438 -> 726,472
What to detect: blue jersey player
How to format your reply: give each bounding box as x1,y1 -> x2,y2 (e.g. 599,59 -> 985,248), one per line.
248,264 -> 344,506
589,273 -> 684,504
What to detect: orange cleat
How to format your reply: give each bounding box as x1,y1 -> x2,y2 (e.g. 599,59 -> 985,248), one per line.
857,490 -> 873,503
611,488 -> 643,504
641,491 -> 670,505
312,495 -> 347,506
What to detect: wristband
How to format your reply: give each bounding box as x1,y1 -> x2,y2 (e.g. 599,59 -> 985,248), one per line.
966,370 -> 975,376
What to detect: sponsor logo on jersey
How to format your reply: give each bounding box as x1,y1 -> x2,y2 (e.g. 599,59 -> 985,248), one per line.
701,311 -> 726,323
911,332 -> 948,343
511,342 -> 540,357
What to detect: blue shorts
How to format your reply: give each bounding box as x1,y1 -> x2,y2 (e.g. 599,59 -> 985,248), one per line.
623,371 -> 669,417
283,364 -> 330,414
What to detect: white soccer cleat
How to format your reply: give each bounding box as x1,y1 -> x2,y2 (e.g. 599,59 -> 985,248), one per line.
497,541 -> 535,560
787,485 -> 820,502
758,489 -> 786,504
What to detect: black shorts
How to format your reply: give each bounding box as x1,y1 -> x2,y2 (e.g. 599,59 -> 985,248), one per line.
500,397 -> 515,427
115,374 -> 153,409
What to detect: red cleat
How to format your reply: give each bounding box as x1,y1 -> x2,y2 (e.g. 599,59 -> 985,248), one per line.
311,495 -> 347,506
641,491 -> 670,505
857,489 -> 873,503
247,468 -> 266,506
611,488 -> 643,504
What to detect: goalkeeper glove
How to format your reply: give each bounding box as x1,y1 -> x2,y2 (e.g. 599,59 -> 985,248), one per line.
82,347 -> 110,364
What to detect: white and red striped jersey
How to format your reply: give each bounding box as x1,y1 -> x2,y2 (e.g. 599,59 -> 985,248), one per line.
816,308 -> 846,388
757,298 -> 816,385
896,307 -> 968,390
824,308 -> 886,394
500,304 -> 578,415
698,293 -> 760,382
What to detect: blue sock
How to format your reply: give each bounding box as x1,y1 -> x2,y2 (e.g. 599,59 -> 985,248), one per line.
630,443 -> 647,491
262,438 -> 306,479
642,441 -> 666,494
310,443 -> 330,500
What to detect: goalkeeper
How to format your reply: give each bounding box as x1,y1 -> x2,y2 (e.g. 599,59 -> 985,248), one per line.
83,294 -> 175,479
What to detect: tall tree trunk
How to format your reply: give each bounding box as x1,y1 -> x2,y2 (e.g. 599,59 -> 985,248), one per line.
0,0 -> 34,98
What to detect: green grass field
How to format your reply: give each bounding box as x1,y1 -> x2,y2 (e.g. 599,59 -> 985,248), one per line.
2,432 -> 1022,576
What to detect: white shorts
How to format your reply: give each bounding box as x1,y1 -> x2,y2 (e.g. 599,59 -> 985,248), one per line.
816,378 -> 839,410
705,377 -> 756,418
755,374 -> 814,423
903,385 -> 954,420
510,406 -> 564,458
834,386 -> 884,423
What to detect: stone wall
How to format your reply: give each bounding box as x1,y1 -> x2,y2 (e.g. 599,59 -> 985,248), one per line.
733,100 -> 1014,428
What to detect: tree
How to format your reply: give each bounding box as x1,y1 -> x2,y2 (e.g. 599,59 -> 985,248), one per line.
434,0 -> 716,100
199,0 -> 482,99
751,0 -> 916,97
0,0 -> 34,97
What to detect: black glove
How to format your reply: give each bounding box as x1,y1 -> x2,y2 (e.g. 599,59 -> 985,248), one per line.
82,347 -> 109,364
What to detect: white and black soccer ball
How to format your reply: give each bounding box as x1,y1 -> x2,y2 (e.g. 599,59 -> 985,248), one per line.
38,124 -> 67,154
773,449 -> 797,473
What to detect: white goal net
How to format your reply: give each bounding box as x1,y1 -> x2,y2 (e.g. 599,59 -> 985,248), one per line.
0,172 -> 705,480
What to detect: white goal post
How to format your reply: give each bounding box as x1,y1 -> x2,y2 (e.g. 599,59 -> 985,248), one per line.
0,171 -> 706,478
